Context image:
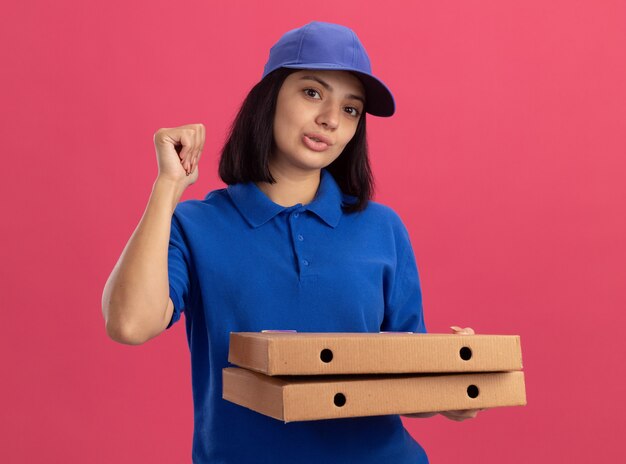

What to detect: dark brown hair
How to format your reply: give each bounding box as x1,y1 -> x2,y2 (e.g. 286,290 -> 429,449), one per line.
218,67 -> 374,213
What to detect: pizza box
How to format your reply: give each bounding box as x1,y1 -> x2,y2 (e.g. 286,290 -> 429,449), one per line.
222,367 -> 527,422
228,332 -> 523,375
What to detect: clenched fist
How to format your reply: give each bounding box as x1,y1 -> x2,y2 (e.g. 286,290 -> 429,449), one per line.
153,123 -> 205,188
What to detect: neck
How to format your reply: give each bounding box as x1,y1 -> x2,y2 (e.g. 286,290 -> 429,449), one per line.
255,163 -> 322,207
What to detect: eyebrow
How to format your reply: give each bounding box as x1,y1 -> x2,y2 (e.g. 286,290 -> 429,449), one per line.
299,75 -> 366,105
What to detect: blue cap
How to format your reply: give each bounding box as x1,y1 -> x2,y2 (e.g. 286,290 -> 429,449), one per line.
262,21 -> 396,117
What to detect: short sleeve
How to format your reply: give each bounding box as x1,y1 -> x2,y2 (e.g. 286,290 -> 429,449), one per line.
166,212 -> 192,329
381,228 -> 428,334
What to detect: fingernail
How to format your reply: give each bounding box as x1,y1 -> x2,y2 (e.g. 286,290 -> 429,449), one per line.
450,326 -> 461,331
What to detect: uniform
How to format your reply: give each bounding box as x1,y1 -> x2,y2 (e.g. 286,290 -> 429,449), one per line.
167,167 -> 429,463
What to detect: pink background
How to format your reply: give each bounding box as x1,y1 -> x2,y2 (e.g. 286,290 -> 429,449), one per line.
2,1 -> 624,462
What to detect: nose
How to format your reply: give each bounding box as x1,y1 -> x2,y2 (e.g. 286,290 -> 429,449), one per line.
315,102 -> 340,130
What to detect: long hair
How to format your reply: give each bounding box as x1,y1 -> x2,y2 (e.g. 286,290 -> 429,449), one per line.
218,67 -> 375,213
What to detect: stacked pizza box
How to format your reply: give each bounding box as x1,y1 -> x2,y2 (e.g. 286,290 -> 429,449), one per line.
222,331 -> 526,423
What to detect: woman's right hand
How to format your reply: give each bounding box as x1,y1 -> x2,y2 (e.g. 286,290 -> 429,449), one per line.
153,123 -> 205,188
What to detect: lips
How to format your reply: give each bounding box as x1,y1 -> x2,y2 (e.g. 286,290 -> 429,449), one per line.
303,135 -> 330,152
304,133 -> 333,146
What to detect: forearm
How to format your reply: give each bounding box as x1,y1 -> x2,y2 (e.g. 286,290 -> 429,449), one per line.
102,177 -> 184,343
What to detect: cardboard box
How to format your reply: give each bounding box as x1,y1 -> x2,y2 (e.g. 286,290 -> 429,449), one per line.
228,332 -> 523,375
222,367 -> 527,422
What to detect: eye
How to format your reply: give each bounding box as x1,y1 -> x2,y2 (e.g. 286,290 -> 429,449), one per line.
303,87 -> 362,117
344,106 -> 361,117
303,88 -> 321,99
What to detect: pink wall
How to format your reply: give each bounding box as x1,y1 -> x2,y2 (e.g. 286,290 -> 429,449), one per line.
2,1 -> 624,462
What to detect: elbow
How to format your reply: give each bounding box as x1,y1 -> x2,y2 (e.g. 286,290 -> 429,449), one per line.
102,289 -> 149,345
103,305 -> 149,345
105,319 -> 148,345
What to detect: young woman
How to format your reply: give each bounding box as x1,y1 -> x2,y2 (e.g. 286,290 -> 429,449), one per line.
102,21 -> 480,464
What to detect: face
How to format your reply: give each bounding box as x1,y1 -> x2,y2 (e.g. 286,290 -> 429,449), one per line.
271,69 -> 366,174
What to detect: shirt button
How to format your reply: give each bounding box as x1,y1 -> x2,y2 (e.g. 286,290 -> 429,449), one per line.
302,259 -> 309,266
297,234 -> 304,241
294,212 -> 299,218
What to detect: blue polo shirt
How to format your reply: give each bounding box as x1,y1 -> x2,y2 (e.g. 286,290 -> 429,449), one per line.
167,167 -> 429,463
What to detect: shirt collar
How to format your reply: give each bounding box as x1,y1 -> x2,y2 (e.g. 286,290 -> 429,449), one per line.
226,168 -> 345,229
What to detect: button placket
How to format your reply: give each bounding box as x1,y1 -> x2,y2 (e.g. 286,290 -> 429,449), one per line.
289,209 -> 310,276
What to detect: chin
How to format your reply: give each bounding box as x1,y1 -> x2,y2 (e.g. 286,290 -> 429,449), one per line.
299,154 -> 338,171
272,142 -> 341,172
279,147 -> 327,167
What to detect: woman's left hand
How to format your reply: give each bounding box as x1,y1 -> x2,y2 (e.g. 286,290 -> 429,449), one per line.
438,326 -> 484,422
